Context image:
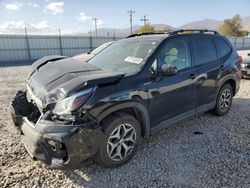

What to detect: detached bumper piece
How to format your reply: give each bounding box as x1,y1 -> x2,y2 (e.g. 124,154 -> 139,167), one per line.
10,91 -> 104,169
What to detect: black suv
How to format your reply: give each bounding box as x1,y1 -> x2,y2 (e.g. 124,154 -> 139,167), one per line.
10,30 -> 241,169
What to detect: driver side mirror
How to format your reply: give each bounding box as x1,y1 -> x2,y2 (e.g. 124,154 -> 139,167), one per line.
160,64 -> 178,75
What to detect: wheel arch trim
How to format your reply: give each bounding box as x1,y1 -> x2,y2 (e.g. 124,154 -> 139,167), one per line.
97,102 -> 151,135
216,74 -> 237,97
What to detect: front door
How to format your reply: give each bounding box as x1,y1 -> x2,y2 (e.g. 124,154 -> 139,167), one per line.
146,37 -> 197,127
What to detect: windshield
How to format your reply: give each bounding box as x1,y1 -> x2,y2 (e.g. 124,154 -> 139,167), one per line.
90,41 -> 114,55
89,39 -> 159,74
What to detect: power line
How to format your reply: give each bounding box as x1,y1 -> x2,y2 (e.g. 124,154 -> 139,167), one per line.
127,10 -> 136,35
140,15 -> 149,32
92,18 -> 98,36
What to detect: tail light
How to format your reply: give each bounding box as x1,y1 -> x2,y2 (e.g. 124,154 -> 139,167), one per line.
237,56 -> 242,64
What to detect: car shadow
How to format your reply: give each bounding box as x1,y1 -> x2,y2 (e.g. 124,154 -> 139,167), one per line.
63,96 -> 250,187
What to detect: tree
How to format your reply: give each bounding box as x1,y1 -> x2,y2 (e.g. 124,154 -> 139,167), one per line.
239,30 -> 249,37
137,24 -> 155,33
219,15 -> 243,36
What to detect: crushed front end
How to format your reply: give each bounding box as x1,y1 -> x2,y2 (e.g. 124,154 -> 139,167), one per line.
10,90 -> 104,170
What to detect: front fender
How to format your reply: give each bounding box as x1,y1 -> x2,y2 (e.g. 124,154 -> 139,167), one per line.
96,102 -> 151,135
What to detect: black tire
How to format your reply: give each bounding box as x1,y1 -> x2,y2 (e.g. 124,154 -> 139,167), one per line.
213,83 -> 233,116
96,112 -> 141,168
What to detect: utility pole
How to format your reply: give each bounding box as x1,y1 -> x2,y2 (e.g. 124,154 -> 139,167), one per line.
127,10 -> 136,34
140,15 -> 149,32
92,18 -> 98,36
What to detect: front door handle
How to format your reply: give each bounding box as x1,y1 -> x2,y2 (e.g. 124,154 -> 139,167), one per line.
220,64 -> 224,70
189,73 -> 196,79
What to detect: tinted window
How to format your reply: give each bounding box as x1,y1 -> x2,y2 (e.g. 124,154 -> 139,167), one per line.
154,38 -> 191,72
214,37 -> 232,58
193,38 -> 217,65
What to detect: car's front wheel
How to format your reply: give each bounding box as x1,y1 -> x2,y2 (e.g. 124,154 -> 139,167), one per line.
97,112 -> 141,168
213,83 -> 233,116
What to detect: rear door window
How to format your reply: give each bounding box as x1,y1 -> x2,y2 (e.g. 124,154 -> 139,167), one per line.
192,38 -> 217,65
214,37 -> 232,58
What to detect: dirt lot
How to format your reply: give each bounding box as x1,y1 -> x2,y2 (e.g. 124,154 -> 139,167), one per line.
0,65 -> 250,188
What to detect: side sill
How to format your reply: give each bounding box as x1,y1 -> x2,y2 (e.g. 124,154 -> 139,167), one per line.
150,101 -> 216,134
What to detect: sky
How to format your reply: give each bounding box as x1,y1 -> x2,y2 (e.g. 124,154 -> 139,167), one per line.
0,0 -> 250,34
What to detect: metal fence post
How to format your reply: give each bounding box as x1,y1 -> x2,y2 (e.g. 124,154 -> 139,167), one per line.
58,28 -> 63,55
24,27 -> 31,60
89,31 -> 93,51
113,30 -> 116,41
242,37 -> 245,49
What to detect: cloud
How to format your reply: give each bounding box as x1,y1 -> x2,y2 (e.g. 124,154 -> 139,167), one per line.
31,21 -> 50,30
61,28 -> 84,35
28,3 -> 38,8
91,19 -> 105,28
76,12 -> 105,28
96,20 -> 105,27
5,2 -> 22,10
0,21 -> 25,32
0,20 -> 56,34
44,2 -> 64,15
77,12 -> 92,21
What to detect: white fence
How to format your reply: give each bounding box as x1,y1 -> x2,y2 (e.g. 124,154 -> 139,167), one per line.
0,34 -> 122,63
0,34 -> 249,63
228,37 -> 250,50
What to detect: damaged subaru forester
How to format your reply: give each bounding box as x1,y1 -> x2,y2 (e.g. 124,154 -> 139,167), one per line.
10,30 -> 241,169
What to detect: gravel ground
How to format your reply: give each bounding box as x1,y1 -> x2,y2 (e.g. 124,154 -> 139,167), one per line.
0,65 -> 250,188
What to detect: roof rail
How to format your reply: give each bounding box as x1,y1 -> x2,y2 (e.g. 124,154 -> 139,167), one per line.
126,29 -> 219,38
169,29 -> 220,36
126,30 -> 171,38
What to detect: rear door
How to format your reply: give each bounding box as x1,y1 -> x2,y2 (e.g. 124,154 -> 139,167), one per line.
191,36 -> 222,111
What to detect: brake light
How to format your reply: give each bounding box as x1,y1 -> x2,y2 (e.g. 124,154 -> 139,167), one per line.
237,56 -> 242,64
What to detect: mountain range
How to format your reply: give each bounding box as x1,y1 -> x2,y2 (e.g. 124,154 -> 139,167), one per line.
95,16 -> 250,37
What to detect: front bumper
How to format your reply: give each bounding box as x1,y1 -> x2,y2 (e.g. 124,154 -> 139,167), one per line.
10,91 -> 104,170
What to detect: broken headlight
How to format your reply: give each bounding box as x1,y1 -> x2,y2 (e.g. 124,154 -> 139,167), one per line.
52,88 -> 95,115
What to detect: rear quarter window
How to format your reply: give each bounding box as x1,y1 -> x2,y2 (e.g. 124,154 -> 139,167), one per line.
214,37 -> 232,59
192,38 -> 217,65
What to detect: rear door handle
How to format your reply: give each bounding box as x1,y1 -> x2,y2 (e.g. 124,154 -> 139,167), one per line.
189,73 -> 196,79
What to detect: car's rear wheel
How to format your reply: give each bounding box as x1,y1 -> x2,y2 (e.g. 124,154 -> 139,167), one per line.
213,83 -> 233,116
97,112 -> 141,168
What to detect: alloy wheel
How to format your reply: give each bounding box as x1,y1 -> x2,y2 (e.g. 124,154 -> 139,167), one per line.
107,123 -> 136,161
219,88 -> 231,112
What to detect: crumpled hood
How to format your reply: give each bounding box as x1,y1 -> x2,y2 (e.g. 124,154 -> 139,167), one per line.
27,56 -> 123,107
